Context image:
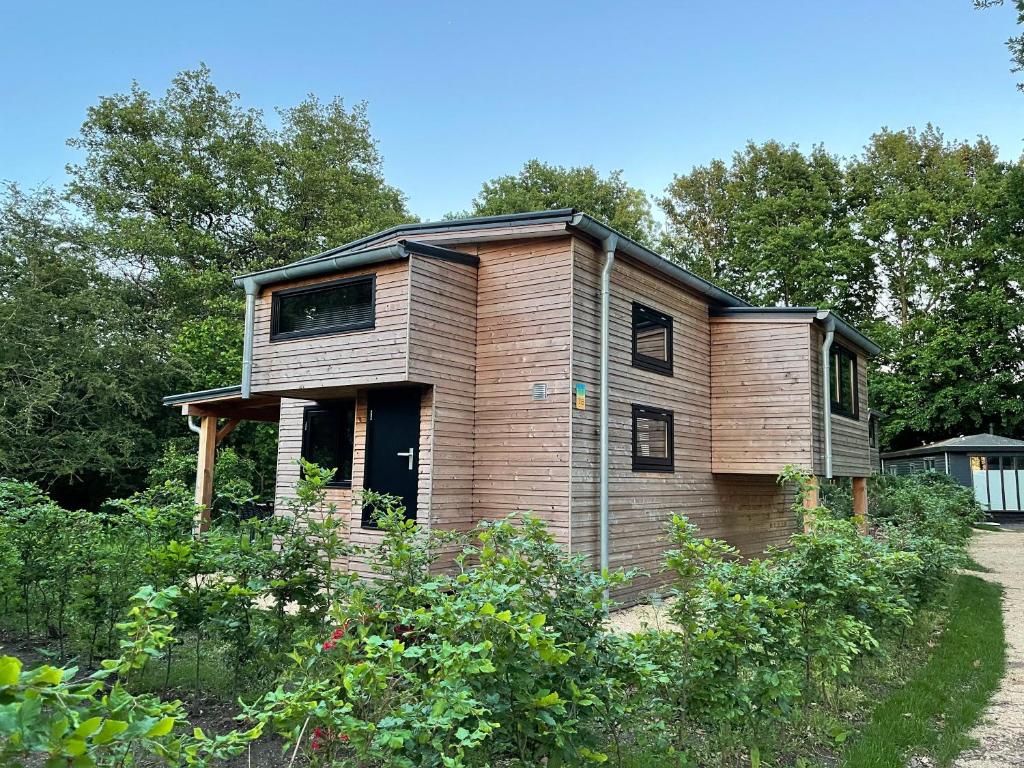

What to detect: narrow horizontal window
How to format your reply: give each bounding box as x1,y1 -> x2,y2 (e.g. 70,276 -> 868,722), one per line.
271,275 -> 375,341
301,401 -> 356,487
632,302 -> 673,375
632,404 -> 674,472
829,344 -> 858,419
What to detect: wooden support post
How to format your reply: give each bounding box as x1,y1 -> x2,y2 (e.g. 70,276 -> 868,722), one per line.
194,414 -> 217,535
853,476 -> 869,534
802,476 -> 820,533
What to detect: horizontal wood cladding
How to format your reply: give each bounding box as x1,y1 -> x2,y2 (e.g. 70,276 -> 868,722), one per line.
471,237 -> 573,542
251,261 -> 411,394
407,255 -> 478,555
710,318 -> 815,474
569,236 -> 796,603
810,327 -> 873,477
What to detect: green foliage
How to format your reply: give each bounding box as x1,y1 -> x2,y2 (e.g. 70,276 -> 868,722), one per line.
248,494 -> 629,767
462,159 -> 657,245
649,470 -> 980,761
0,586 -> 261,767
0,185 -> 169,501
0,466 -> 987,767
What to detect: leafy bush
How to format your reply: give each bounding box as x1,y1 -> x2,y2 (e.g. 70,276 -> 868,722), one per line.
0,586 -> 260,767
0,466 -> 982,767
246,499 -> 629,767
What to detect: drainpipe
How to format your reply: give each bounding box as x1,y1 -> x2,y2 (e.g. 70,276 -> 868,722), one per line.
240,278 -> 258,399
820,315 -> 836,479
598,232 -> 618,591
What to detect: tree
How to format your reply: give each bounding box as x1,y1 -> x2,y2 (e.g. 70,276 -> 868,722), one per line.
0,185 -> 170,504
660,141 -> 876,324
1,66 -> 415,506
846,126 -> 1001,326
975,1 -> 1024,89
462,159 -> 657,245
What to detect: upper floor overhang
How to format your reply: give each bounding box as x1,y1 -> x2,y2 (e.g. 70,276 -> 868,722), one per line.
709,306 -> 881,357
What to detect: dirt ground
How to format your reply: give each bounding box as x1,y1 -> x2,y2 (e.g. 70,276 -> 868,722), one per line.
954,526 -> 1024,768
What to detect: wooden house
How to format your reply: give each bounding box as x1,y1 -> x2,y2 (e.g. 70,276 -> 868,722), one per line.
165,209 -> 880,600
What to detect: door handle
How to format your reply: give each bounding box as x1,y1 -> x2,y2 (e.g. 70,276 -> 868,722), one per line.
396,447 -> 415,470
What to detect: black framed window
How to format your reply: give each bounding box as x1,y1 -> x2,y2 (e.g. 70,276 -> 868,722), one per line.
829,344 -> 859,419
632,404 -> 674,472
868,414 -> 879,448
271,275 -> 375,341
632,303 -> 673,375
301,401 -> 356,487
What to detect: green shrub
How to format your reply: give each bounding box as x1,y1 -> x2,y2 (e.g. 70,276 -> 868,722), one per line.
0,586 -> 260,767
247,499 -> 628,767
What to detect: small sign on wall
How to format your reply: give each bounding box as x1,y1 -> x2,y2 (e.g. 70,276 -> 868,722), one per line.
575,383 -> 586,410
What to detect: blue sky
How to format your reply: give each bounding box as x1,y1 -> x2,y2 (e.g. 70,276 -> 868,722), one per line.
2,1 -> 1023,221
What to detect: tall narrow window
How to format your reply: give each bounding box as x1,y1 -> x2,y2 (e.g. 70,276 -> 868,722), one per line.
301,401 -> 356,487
829,345 -> 859,419
272,275 -> 375,341
632,303 -> 673,375
632,404 -> 674,472
868,414 -> 879,448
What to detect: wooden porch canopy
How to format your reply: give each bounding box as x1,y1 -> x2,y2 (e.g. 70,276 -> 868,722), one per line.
162,385 -> 280,532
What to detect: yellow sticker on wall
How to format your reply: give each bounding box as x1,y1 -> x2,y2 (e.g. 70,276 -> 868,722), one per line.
575,383 -> 586,410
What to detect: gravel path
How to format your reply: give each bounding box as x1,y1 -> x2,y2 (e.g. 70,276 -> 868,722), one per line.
955,528 -> 1024,768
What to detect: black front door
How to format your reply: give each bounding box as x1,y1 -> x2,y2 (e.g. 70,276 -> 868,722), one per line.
362,387 -> 422,526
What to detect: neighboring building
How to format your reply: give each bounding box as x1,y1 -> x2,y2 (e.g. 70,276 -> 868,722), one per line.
881,434 -> 1024,513
165,209 -> 880,600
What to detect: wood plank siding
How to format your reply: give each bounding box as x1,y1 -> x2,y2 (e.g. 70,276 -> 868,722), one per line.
710,317 -> 815,474
569,237 -> 797,602
470,237 -> 573,543
810,326 -> 873,477
251,260 -> 411,396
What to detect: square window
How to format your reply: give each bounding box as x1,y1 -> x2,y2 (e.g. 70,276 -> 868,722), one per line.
632,303 -> 673,375
632,405 -> 674,472
829,344 -> 859,419
301,401 -> 356,487
272,275 -> 375,341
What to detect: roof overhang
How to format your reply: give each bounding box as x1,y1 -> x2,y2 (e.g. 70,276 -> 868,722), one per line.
233,240 -> 477,295
232,209 -> 750,308
163,385 -> 281,422
709,306 -> 881,357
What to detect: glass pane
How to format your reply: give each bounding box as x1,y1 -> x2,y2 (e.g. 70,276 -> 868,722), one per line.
303,405 -> 354,483
636,416 -> 669,459
278,279 -> 373,335
636,324 -> 668,361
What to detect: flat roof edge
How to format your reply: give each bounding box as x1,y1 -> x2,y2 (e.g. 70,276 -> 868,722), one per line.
163,385 -> 243,406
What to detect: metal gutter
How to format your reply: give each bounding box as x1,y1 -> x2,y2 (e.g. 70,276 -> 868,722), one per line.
163,385 -> 243,407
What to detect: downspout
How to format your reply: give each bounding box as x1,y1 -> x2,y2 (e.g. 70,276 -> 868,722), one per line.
820,315 -> 836,479
598,232 -> 618,593
240,278 -> 258,399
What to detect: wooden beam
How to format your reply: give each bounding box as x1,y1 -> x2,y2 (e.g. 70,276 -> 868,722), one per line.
852,476 -> 869,534
194,414 -> 217,535
216,418 -> 241,446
